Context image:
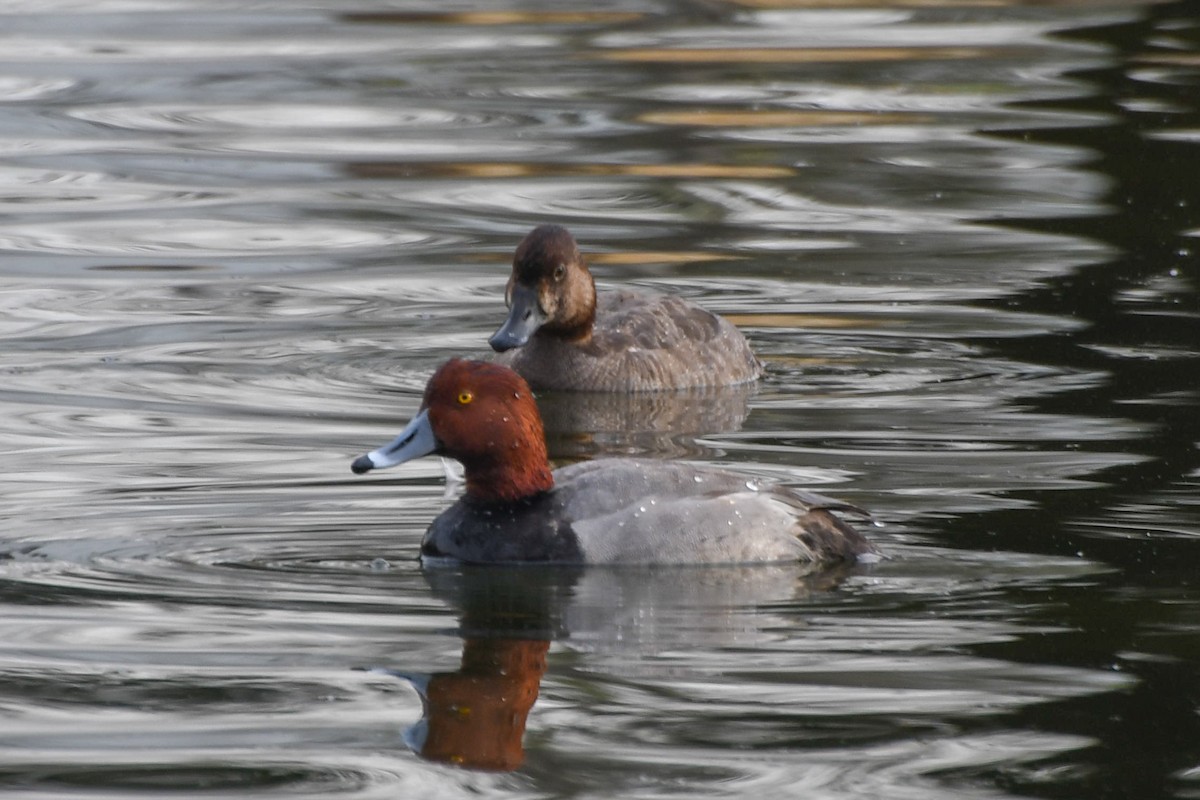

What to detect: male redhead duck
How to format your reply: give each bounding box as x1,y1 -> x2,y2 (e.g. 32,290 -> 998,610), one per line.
489,225 -> 761,392
351,359 -> 875,565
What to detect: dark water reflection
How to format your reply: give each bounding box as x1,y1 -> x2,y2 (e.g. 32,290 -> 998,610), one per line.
0,1 -> 1198,798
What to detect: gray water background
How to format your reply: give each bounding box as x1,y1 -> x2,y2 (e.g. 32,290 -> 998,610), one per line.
1,1 -> 1198,798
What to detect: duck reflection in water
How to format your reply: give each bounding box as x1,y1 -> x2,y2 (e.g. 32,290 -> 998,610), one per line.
370,562 -> 861,772
536,380 -> 754,459
372,565 -> 575,772
383,638 -> 549,771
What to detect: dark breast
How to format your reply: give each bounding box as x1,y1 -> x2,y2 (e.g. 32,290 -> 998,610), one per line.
419,494 -> 584,564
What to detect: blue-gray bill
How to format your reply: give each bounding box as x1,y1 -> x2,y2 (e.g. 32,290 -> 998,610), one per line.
488,283 -> 546,352
351,409 -> 437,474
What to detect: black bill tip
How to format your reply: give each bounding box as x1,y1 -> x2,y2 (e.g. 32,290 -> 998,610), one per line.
351,455 -> 374,475
488,330 -> 519,352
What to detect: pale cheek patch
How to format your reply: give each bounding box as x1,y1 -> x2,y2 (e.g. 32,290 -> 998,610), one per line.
538,284 -> 558,317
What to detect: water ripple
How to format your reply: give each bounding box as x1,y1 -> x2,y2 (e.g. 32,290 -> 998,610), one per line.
65,104 -> 509,133
0,75 -> 78,101
370,179 -> 696,223
0,219 -> 425,257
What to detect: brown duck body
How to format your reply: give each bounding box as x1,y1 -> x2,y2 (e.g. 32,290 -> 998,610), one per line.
495,288 -> 761,392
489,225 -> 761,392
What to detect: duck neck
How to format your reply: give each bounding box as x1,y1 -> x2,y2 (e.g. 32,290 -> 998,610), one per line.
463,442 -> 554,505
539,273 -> 596,342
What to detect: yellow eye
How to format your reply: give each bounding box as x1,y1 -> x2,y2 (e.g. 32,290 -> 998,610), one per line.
457,390 -> 474,405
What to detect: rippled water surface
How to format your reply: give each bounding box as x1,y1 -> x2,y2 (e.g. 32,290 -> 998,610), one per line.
1,1 -> 1198,798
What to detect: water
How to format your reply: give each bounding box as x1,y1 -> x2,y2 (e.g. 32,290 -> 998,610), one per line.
1,1 -> 1198,797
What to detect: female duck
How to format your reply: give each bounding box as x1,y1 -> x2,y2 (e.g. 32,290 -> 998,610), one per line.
351,359 -> 874,565
489,225 -> 761,391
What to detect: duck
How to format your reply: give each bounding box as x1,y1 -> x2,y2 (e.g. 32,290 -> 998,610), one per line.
488,225 -> 761,391
351,359 -> 875,565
